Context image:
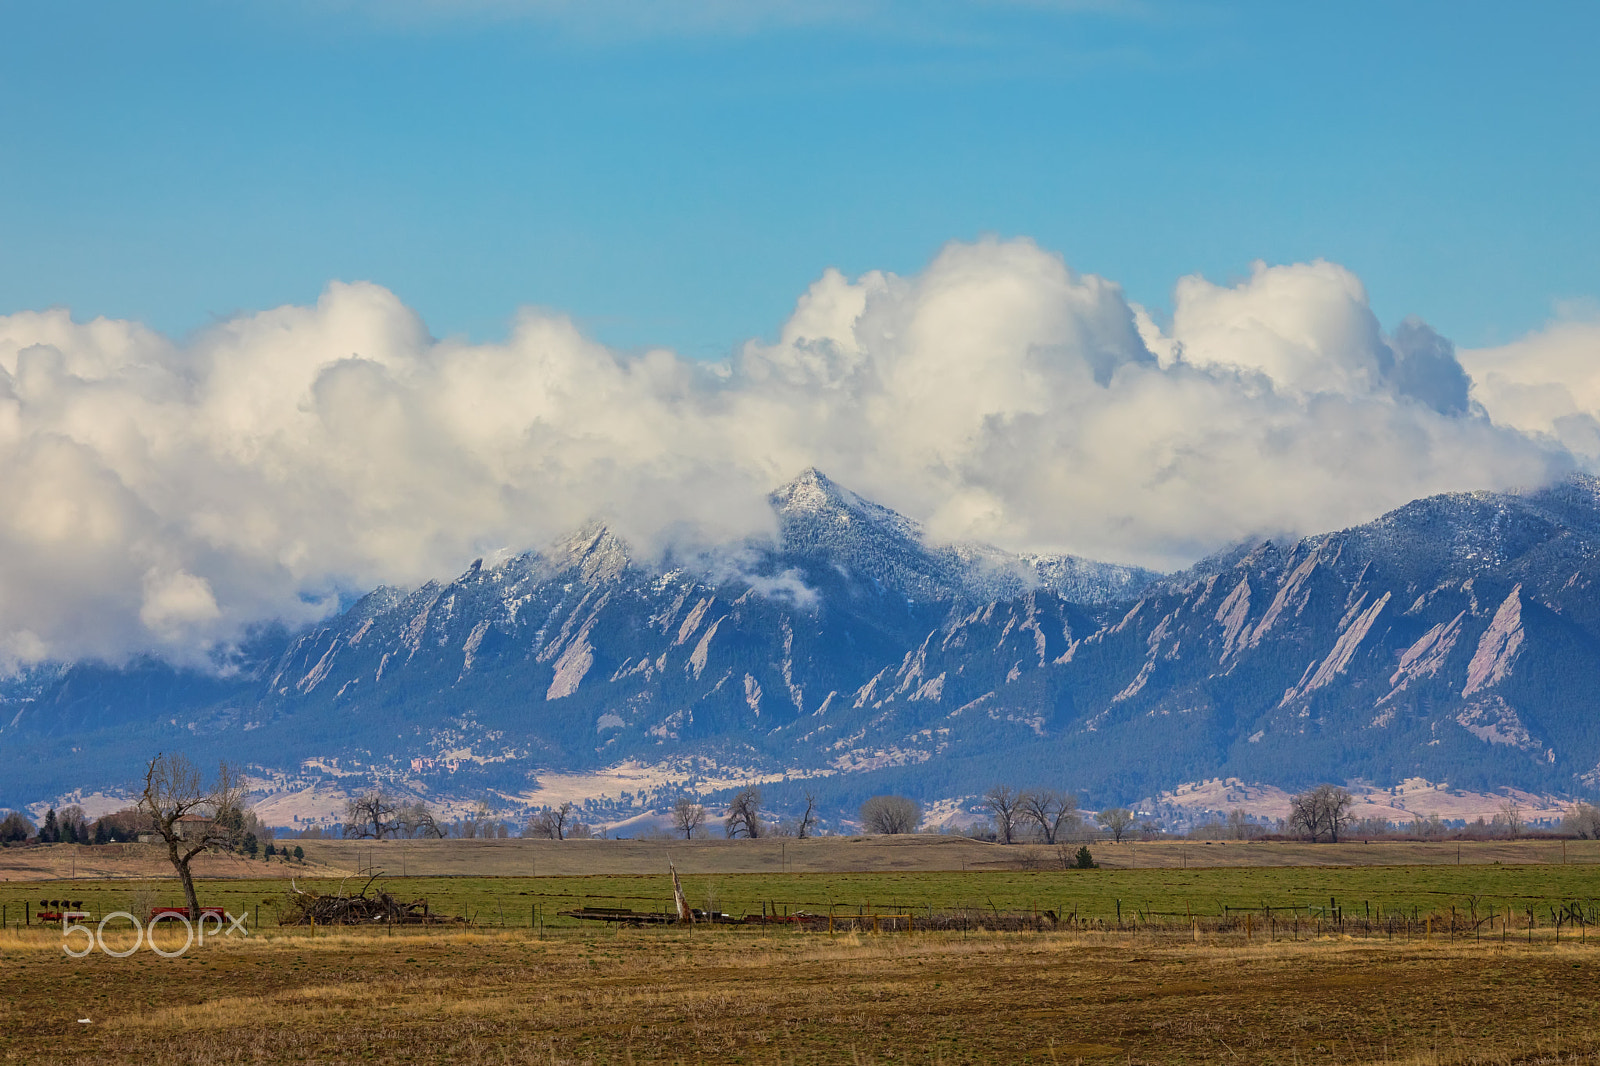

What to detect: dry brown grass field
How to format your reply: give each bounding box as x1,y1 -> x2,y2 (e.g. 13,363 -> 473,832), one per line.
6,838 -> 1600,1063
6,835 -> 1597,882
3,923 -> 1599,1065
290,835 -> 1600,878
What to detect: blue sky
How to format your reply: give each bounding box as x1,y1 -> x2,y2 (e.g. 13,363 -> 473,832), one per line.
5,1 -> 1600,664
2,0 -> 1595,356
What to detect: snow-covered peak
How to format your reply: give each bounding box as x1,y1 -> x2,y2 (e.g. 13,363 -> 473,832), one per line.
770,468 -> 923,542
769,466 -> 838,513
766,469 -> 1155,605
552,523 -> 631,584
771,467 -> 869,519
1026,552 -> 1161,604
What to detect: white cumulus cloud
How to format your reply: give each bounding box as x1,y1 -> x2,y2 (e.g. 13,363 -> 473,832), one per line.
0,236 -> 1581,667
1459,312 -> 1600,464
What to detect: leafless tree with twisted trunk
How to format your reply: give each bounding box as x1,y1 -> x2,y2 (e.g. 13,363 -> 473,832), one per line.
139,752 -> 246,919
344,792 -> 400,839
724,787 -> 763,838
984,786 -> 1021,844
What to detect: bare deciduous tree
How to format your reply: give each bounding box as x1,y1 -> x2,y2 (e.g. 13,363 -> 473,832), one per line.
672,797 -> 706,839
344,792 -> 400,839
1226,808 -> 1262,840
984,786 -> 1021,845
139,753 -> 246,919
1350,815 -> 1392,840
724,787 -> 763,839
859,795 -> 921,835
398,801 -> 443,839
1095,807 -> 1135,843
1496,798 -> 1524,839
1289,785 -> 1354,843
1565,802 -> 1600,839
1019,790 -> 1077,844
797,792 -> 819,839
524,802 -> 575,840
1410,812 -> 1446,839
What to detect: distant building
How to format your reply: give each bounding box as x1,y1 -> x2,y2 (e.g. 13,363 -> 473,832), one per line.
174,815 -> 214,841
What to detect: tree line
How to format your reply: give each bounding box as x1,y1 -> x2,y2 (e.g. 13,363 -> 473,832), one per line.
976,786 -> 1143,844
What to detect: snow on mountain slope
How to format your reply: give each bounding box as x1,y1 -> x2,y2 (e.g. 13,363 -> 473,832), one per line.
770,468 -> 1157,605
7,472 -> 1600,817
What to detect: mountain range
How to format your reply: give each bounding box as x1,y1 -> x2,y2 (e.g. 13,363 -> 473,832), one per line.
5,468 -> 1600,823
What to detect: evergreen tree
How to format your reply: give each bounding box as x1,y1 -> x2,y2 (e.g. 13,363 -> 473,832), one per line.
41,809 -> 58,844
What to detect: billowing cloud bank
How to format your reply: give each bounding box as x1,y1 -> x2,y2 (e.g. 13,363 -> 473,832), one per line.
0,237 -> 1592,667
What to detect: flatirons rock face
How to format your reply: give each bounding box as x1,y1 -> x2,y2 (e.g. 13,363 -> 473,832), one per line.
6,470 -> 1600,810
234,469 -> 1154,771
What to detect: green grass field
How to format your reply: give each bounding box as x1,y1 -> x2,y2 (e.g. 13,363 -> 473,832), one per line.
8,860 -> 1598,933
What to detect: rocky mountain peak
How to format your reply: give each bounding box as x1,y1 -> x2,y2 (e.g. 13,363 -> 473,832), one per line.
546,523 -> 632,585
769,466 -> 839,512
14,475 -> 1600,814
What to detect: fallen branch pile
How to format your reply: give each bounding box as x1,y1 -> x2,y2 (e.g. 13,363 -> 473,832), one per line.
281,874 -> 461,926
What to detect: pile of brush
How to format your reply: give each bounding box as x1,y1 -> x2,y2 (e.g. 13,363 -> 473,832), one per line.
281,873 -> 459,926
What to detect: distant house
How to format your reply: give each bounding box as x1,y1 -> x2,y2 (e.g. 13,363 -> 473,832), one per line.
174,815 -> 215,841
